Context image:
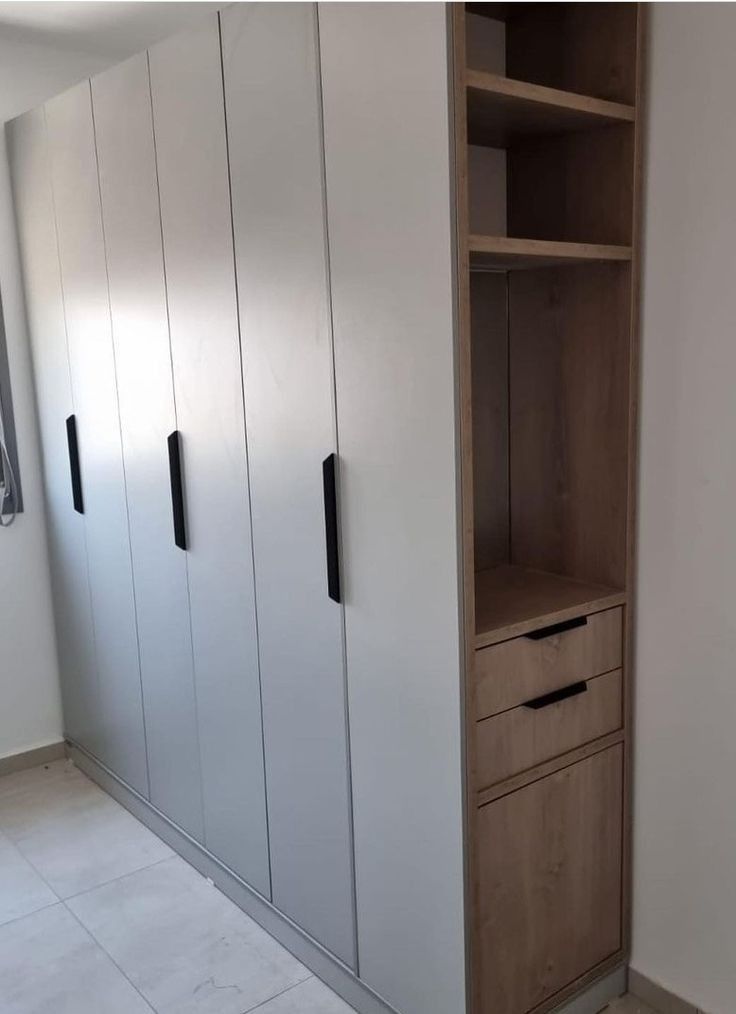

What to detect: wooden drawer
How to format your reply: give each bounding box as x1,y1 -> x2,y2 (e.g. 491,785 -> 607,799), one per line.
478,745 -> 623,1014
476,668 -> 622,789
475,606 -> 622,721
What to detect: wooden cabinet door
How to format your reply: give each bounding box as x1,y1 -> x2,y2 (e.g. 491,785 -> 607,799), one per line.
478,745 -> 623,1014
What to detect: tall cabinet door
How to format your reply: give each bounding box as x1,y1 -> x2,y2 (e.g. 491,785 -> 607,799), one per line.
319,6 -> 466,1014
221,3 -> 356,966
7,110 -> 100,759
147,17 -> 270,894
91,54 -> 204,840
45,82 -> 149,797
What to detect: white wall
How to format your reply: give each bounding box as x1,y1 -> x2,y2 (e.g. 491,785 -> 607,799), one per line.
0,36 -> 110,760
633,6 -> 736,1013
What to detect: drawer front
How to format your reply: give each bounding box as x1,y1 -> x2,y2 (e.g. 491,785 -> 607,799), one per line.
475,606 -> 622,720
476,668 -> 622,789
478,745 -> 623,1014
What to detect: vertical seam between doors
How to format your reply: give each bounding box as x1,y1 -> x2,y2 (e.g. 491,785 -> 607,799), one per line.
314,2 -> 361,978
89,78 -> 151,802
146,48 -> 208,844
216,9 -> 274,903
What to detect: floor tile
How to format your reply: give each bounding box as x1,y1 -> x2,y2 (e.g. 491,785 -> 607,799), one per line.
68,856 -> 310,1014
250,976 -> 357,1013
0,831 -> 57,926
0,760 -> 172,898
0,903 -> 153,1013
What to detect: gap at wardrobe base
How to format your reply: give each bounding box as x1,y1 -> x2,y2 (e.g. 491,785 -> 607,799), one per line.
65,739 -> 398,1014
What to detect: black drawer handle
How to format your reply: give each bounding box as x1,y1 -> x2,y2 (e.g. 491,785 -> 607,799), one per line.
525,615 -> 588,641
167,431 -> 187,551
523,681 -> 587,710
322,453 -> 341,603
65,415 -> 84,514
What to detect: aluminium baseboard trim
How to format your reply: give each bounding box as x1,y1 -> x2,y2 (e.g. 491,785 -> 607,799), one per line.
628,968 -> 707,1014
0,740 -> 65,777
65,739 -> 399,1014
551,965 -> 627,1014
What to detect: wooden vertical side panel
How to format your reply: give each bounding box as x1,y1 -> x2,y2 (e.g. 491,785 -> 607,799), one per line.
505,3 -> 639,105
509,263 -> 632,589
508,124 -> 635,246
621,3 -> 647,960
451,6 -> 479,1014
471,271 -> 509,570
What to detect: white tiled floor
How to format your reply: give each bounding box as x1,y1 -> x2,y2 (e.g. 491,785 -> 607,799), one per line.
0,759 -> 659,1014
0,760 -> 355,1014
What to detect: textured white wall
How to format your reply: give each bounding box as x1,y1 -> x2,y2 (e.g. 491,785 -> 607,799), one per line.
633,6 -> 736,1012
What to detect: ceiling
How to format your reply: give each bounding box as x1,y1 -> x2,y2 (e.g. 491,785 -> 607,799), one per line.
0,2 -> 213,59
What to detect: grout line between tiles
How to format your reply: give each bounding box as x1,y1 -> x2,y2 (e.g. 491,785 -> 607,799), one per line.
240,975 -> 315,1014
63,903 -> 157,1014
0,766 -> 175,903
2,834 -> 59,901
61,853 -> 175,904
1,827 -> 155,1012
0,900 -> 61,933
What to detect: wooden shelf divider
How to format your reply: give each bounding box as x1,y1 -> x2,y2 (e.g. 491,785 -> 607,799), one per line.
467,70 -> 635,148
475,565 -> 626,648
469,234 -> 633,271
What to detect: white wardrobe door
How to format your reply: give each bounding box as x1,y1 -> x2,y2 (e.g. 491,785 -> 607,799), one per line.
221,2 -> 356,967
7,109 -> 100,758
45,82 -> 149,798
148,15 -> 270,894
91,53 -> 204,840
318,5 -> 467,1014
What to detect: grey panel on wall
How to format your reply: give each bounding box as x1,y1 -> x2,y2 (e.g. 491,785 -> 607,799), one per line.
147,15 -> 270,895
221,1 -> 356,968
318,4 -> 467,1013
45,81 -> 149,797
91,53 -> 205,840
7,110 -> 99,755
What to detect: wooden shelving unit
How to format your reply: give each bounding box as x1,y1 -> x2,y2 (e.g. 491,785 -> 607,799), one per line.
474,565 -> 626,648
469,235 -> 632,270
455,3 -> 643,1013
467,70 -> 635,148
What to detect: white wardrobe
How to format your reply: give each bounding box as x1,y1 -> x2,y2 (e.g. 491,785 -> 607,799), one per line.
8,6 -> 465,1014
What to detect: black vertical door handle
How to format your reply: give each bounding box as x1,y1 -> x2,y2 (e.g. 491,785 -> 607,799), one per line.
65,415 -> 84,514
322,453 -> 341,603
167,431 -> 187,551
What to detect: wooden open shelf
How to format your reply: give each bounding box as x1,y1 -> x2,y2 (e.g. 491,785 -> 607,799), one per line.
467,71 -> 635,148
475,565 -> 626,648
469,235 -> 632,271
